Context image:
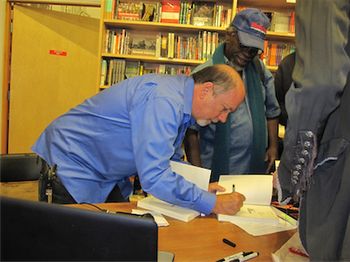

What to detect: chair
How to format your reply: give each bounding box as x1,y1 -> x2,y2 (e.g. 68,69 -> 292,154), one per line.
0,153 -> 41,182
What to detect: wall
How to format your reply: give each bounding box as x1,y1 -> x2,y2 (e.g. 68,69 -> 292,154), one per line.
1,1 -> 6,153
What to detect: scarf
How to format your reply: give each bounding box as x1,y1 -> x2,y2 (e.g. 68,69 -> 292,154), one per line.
210,44 -> 266,181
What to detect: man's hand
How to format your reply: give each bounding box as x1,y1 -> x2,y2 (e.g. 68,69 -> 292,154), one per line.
212,192 -> 246,215
208,182 -> 226,193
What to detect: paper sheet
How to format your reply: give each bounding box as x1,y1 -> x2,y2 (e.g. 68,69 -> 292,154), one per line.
219,207 -> 297,236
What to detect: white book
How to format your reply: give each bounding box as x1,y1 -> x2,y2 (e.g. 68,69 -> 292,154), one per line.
131,209 -> 169,227
137,196 -> 199,222
217,175 -> 279,225
137,161 -> 210,222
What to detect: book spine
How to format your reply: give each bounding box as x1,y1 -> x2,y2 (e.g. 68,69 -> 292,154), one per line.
100,59 -> 107,86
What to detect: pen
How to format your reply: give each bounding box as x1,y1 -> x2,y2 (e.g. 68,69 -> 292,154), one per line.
277,213 -> 297,226
216,251 -> 244,262
230,251 -> 259,262
223,238 -> 236,247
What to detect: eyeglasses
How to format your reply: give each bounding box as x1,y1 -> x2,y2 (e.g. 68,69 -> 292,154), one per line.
228,29 -> 263,57
239,43 -> 263,56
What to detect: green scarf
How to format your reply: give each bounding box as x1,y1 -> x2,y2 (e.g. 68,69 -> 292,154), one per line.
210,44 -> 266,181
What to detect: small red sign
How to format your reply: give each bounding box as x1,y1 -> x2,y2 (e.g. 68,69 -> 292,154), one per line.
49,50 -> 67,56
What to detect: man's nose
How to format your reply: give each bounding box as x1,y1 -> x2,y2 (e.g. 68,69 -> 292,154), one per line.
218,112 -> 229,123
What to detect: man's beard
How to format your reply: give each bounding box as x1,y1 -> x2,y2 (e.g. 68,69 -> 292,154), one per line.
196,119 -> 211,127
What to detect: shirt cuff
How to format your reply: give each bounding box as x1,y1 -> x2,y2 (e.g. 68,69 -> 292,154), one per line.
194,190 -> 216,215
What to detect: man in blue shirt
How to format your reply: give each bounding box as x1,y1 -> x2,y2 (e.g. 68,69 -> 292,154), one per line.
33,64 -> 246,216
185,9 -> 280,181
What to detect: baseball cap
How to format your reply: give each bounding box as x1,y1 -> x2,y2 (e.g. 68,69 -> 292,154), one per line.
231,8 -> 270,50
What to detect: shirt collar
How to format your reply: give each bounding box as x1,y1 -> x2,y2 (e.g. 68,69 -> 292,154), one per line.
184,76 -> 196,126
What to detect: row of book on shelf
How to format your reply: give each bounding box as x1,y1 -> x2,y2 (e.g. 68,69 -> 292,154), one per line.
262,41 -> 295,67
100,42 -> 295,87
105,0 -> 232,28
100,59 -> 193,87
104,29 -> 220,61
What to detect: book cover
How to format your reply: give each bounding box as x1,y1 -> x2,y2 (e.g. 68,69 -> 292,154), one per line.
141,3 -> 157,21
192,1 -> 214,26
217,175 -> 279,225
161,0 -> 181,23
117,2 -> 142,21
125,61 -> 140,79
130,34 -> 156,56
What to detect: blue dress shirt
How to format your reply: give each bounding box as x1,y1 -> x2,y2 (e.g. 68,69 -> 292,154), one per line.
32,74 -> 215,214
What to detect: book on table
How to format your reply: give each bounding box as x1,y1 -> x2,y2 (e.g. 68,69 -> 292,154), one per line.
217,175 -> 280,225
137,161 -> 210,222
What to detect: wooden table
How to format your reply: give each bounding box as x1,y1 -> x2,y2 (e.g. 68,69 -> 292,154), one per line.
0,181 -> 38,201
73,202 -> 296,262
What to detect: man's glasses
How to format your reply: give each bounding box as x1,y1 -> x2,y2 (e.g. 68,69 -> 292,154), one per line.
239,43 -> 263,57
228,29 -> 263,57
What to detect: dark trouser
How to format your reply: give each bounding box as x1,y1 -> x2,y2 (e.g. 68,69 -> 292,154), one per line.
38,158 -> 128,204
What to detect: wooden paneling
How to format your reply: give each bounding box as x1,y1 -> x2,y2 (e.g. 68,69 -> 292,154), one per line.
8,5 -> 99,153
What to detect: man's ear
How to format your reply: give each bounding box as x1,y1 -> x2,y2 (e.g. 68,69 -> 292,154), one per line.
199,82 -> 214,99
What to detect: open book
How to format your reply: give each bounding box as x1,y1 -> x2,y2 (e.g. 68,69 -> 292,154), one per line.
137,161 -> 210,222
218,175 -> 279,225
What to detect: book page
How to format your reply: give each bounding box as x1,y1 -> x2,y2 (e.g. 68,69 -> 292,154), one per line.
218,175 -> 273,205
170,161 -> 210,191
219,205 -> 279,225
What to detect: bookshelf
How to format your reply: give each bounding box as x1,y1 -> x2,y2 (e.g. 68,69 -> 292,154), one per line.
97,0 -> 295,89
98,0 -> 235,89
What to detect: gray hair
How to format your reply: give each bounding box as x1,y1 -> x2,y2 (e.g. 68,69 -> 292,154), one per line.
192,65 -> 236,95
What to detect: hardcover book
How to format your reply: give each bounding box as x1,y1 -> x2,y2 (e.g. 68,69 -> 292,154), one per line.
117,2 -> 142,21
161,0 -> 181,23
130,34 -> 157,56
192,1 -> 214,26
137,161 -> 211,222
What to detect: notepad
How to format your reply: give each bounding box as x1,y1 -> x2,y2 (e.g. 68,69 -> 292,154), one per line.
217,175 -> 279,225
137,161 -> 210,222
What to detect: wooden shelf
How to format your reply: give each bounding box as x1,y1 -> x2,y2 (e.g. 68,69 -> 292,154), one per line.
104,20 -> 228,33
238,0 -> 295,10
101,53 -> 205,66
267,31 -> 295,40
9,0 -> 100,7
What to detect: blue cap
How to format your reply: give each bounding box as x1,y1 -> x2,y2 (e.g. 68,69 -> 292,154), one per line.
231,8 -> 270,50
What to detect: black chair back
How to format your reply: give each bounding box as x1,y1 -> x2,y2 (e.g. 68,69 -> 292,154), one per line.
0,153 -> 41,182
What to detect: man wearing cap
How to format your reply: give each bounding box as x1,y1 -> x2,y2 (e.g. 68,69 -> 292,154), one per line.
185,8 -> 280,181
